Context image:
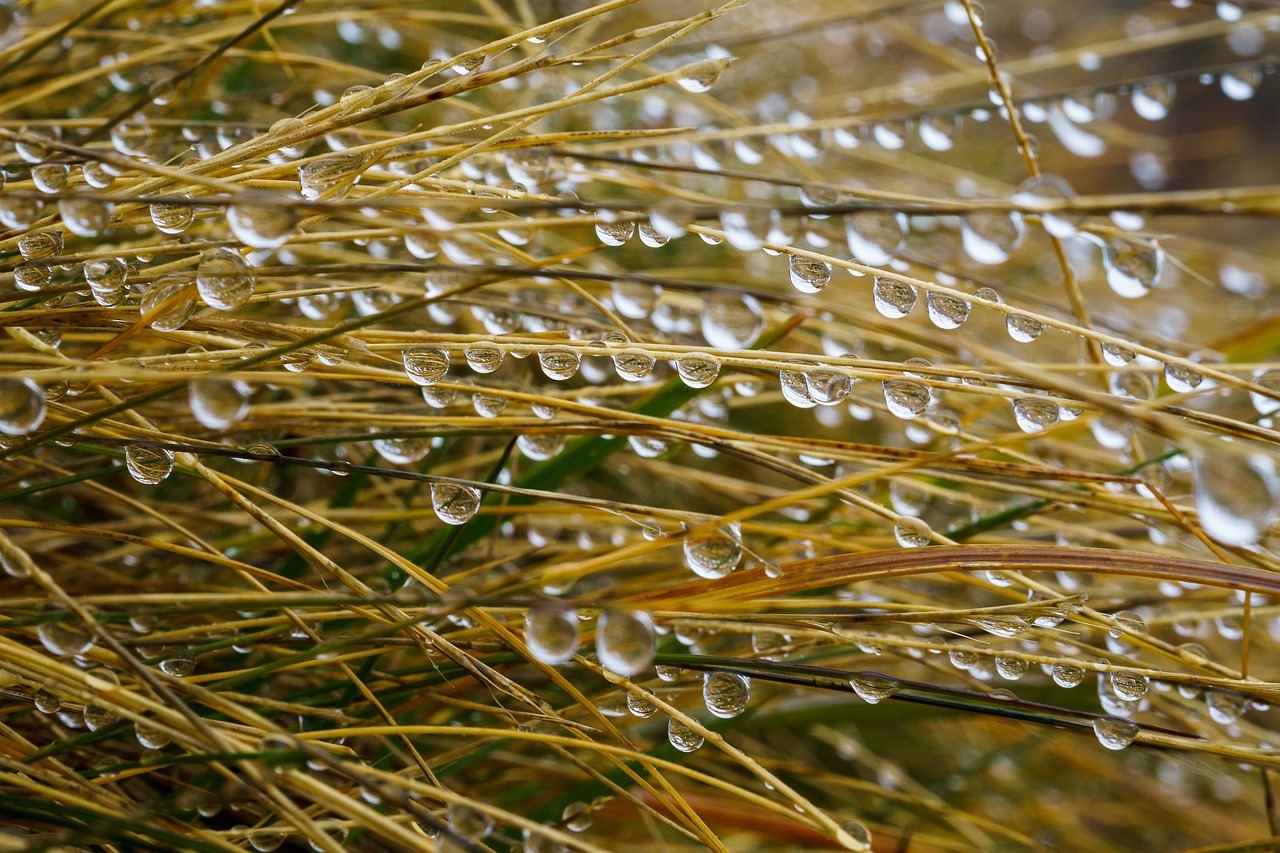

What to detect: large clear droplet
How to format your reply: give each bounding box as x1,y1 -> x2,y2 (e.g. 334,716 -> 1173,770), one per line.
150,195 -> 195,235
667,717 -> 705,752
1132,80 -> 1175,121
883,380 -> 929,419
539,348 -> 581,381
298,151 -> 366,200
872,277 -> 917,318
1012,398 -> 1060,433
448,803 -> 494,841
683,524 -> 742,579
430,482 -> 482,525
403,346 -> 450,385
1092,716 -> 1138,750
0,378 -> 47,435
845,210 -> 908,265
1012,174 -> 1083,238
1103,238 -> 1163,298
464,343 -> 504,374
1007,313 -> 1044,343
612,349 -> 655,382
703,671 -> 749,718
141,274 -> 197,332
961,211 -> 1024,265
37,614 -> 94,656
926,291 -> 971,329
702,292 -> 763,348
524,606 -> 580,664
1051,663 -> 1085,688
594,218 -> 634,247
788,255 -> 832,293
126,445 -> 175,485
596,609 -> 655,677
850,674 -> 899,704
196,247 -> 255,310
676,354 -> 720,388
226,204 -> 296,250
1191,443 -> 1279,546
189,377 -> 250,430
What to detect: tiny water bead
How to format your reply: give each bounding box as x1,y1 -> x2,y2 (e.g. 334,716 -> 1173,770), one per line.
683,524 -> 743,579
676,354 -> 720,388
126,445 -> 175,485
1050,663 -> 1086,688
596,609 -> 655,677
149,196 -> 195,234
872,277 -> 917,318
925,291 -> 971,329
1103,238 -> 1164,298
1012,397 -> 1060,433
882,380 -> 930,420
0,378 -> 47,435
464,343 -> 504,374
667,717 -> 705,753
788,255 -> 832,293
403,346 -> 450,385
703,671 -> 750,718
1092,716 -> 1139,750
850,674 -> 899,704
539,348 -> 581,381
196,247 -> 255,310
524,606 -> 580,665
430,482 -> 482,525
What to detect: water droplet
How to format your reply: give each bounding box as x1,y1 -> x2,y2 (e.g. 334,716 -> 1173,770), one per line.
1050,663 -> 1085,688
961,211 -> 1024,264
806,368 -> 852,405
1206,689 -> 1247,724
703,671 -> 749,718
596,609 -> 655,677
196,247 -> 255,310
462,343 -> 503,374
140,274 -> 197,332
227,203 -> 296,250
1092,716 -> 1138,750
919,114 -> 957,150
675,57 -> 727,93
1133,80 -> 1175,121
613,349 -> 654,382
126,445 -> 174,485
374,436 -> 432,464
1006,313 -> 1044,343
780,366 -> 817,408
949,648 -> 979,670
1012,398 -> 1060,432
1220,68 -> 1259,101
683,524 -> 743,579
627,687 -> 658,718
150,195 -> 195,235
524,606 -> 580,665
33,688 -> 61,714
788,255 -> 832,293
448,803 -> 493,840
431,482 -> 482,525
846,210 -> 908,265
159,650 -> 196,677
667,717 -> 705,752
676,354 -> 720,388
32,162 -> 69,194
926,291 -> 971,329
83,702 -> 118,731
248,829 -> 286,851
1101,343 -> 1136,366
1110,672 -> 1149,702
850,674 -> 899,704
1164,363 -> 1203,393
1103,238 -> 1164,298
539,348 -> 580,381
561,801 -> 593,833
189,377 -> 251,430
720,205 -> 772,251
883,380 -> 929,419
594,219 -> 634,247
840,820 -> 873,850
1191,443 -> 1279,546
37,614 -> 94,656
872,277 -> 917,318
611,279 -> 660,319
995,656 -> 1028,680
403,346 -> 450,385
58,195 -> 112,236
299,151 -> 365,200
0,379 -> 47,435
894,518 -> 932,548
702,292 -> 763,348
517,433 -> 565,461
1012,174 -> 1083,238
18,231 -> 63,261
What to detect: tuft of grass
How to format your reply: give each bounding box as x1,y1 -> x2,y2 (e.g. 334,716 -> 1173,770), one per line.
1,1 -> 1280,851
